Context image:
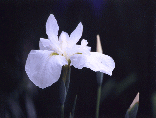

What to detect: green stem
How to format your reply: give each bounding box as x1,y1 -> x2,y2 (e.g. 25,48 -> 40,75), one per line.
60,63 -> 71,118
96,85 -> 102,118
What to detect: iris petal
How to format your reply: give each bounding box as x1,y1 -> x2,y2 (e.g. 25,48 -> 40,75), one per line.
68,22 -> 83,47
70,52 -> 115,76
25,50 -> 68,89
59,31 -> 69,50
39,38 -> 52,50
46,14 -> 59,41
46,14 -> 60,52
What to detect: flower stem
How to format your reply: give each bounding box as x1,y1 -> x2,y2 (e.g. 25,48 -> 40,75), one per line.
59,64 -> 71,118
96,85 -> 102,118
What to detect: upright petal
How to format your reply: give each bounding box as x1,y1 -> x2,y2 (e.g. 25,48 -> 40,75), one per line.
46,14 -> 59,51
68,22 -> 83,47
46,14 -> 59,41
80,39 -> 91,54
70,52 -> 115,76
25,50 -> 68,89
81,39 -> 88,47
59,31 -> 69,51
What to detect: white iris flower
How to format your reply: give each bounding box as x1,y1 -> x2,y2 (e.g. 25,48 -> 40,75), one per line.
25,14 -> 115,89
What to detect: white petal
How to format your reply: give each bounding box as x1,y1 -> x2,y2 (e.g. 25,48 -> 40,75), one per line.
80,39 -> 91,53
65,39 -> 90,57
72,45 -> 90,54
68,22 -> 83,47
70,52 -> 115,76
70,53 -> 87,69
81,39 -> 88,46
25,50 -> 68,89
59,31 -> 69,50
46,14 -> 59,51
39,38 -> 52,50
46,14 -> 59,41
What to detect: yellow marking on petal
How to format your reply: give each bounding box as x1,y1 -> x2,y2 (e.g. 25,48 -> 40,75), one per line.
76,53 -> 82,54
49,52 -> 59,57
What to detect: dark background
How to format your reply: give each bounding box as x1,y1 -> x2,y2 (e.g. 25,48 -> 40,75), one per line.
0,0 -> 155,118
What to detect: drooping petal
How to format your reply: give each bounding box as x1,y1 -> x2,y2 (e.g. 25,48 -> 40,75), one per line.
66,39 -> 91,57
39,38 -> 52,50
68,22 -> 83,47
25,50 -> 68,89
70,52 -> 115,76
70,53 -> 87,69
69,45 -> 90,55
46,14 -> 59,51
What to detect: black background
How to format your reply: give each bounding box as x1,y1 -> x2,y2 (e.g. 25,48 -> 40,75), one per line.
0,0 -> 155,117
